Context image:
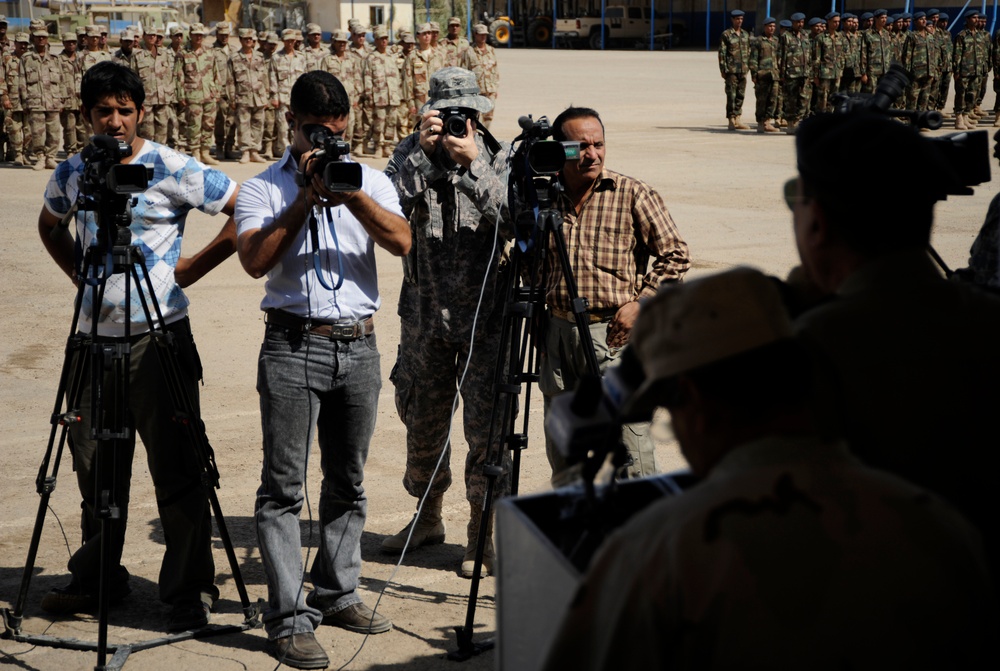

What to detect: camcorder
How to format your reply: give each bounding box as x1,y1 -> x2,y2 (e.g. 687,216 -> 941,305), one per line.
302,124 -> 362,193
832,63 -> 990,198
78,134 -> 153,248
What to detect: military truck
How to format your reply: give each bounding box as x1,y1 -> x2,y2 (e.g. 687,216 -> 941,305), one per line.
554,4 -> 653,49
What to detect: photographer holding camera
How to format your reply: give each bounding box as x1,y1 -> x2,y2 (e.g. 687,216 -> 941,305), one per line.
235,70 -> 410,669
381,67 -> 513,578
35,61 -> 240,631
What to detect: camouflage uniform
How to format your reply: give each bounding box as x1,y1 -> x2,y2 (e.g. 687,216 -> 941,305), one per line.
902,28 -> 937,111
974,22 -> 991,111
303,44 -> 326,71
935,25 -> 954,111
348,40 -> 370,151
861,25 -> 892,92
812,29 -> 842,114
953,26 -> 984,117
404,47 -> 439,128
320,49 -> 357,143
227,47 -> 269,155
384,117 -> 513,515
542,435 -> 996,670
267,44 -> 305,157
58,43 -> 83,156
21,45 -> 64,166
749,32 -> 780,127
175,32 -> 220,161
440,35 -> 469,67
461,38 -> 499,128
167,37 -> 185,150
393,38 -> 414,139
211,33 -> 237,157
840,28 -> 863,93
779,29 -> 812,126
718,25 -> 751,120
364,44 -> 401,156
2,44 -> 25,163
137,46 -> 173,144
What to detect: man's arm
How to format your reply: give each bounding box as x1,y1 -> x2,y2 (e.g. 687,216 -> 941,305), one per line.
173,185 -> 240,287
236,181 -> 310,279
38,206 -> 76,284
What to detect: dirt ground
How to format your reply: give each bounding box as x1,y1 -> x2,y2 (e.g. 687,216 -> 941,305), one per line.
1,48 -> 995,671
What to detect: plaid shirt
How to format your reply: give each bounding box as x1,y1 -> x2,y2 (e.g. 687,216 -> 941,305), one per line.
545,169 -> 691,312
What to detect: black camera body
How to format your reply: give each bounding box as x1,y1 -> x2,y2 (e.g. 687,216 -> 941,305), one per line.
77,135 -> 154,248
440,107 -> 474,138
303,124 -> 362,193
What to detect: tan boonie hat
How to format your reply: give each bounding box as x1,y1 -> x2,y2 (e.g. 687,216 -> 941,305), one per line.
417,22 -> 432,33
625,267 -> 793,414
62,32 -> 77,41
473,23 -> 488,34
14,32 -> 28,43
448,17 -> 462,26
189,23 -> 207,35
306,23 -> 322,35
332,29 -> 350,41
238,28 -> 256,39
421,66 -> 493,114
31,29 -> 49,38
373,26 -> 388,38
215,21 -> 231,34
281,28 -> 296,41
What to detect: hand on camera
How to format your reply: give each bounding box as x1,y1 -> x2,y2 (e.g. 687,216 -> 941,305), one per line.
299,148 -> 354,209
440,119 -> 479,169
418,110 -> 443,157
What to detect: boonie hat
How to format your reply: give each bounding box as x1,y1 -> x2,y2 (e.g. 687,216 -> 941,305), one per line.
421,66 -> 494,114
333,29 -> 350,41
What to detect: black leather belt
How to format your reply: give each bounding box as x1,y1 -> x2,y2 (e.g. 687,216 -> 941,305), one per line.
265,309 -> 374,341
549,306 -> 619,324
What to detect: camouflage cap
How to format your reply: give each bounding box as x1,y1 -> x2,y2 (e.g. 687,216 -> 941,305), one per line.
448,16 -> 462,26
416,22 -> 432,34
627,267 -> 793,413
473,24 -> 488,34
401,32 -> 415,43
294,29 -> 304,40
268,31 -> 282,45
429,21 -> 441,32
189,23 -> 207,35
281,28 -> 297,41
170,25 -> 184,36
332,29 -> 350,41
14,32 -> 29,43
238,28 -> 256,39
421,66 -> 493,114
31,29 -> 49,38
120,29 -> 135,41
62,32 -> 78,41
29,19 -> 45,30
306,23 -> 322,35
77,25 -> 87,35
0,16 -> 6,24
349,22 -> 365,35
373,26 -> 388,39
151,25 -> 166,37
215,21 -> 232,34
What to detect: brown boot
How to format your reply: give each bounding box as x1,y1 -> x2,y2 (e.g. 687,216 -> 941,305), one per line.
734,115 -> 750,130
381,495 -> 445,553
13,153 -> 25,166
955,114 -> 968,130
727,117 -> 737,131
45,157 -> 58,169
200,149 -> 220,166
33,156 -> 46,171
764,120 -> 781,133
250,151 -> 267,163
379,144 -> 394,158
238,151 -> 251,164
460,502 -> 495,579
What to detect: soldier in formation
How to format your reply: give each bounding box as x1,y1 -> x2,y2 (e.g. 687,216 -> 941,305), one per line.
228,28 -> 269,164
3,32 -> 27,165
22,27 -> 64,170
303,23 -> 326,71
363,27 -> 401,157
811,13 -> 842,115
749,17 -> 780,132
321,30 -> 358,147
441,16 -> 469,67
175,23 -> 220,165
779,13 -> 811,133
719,10 -> 751,130
58,32 -> 83,157
461,24 -> 499,128
267,28 -> 304,158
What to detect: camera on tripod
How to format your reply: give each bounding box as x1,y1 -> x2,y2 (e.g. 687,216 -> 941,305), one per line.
80,135 -> 151,197
303,124 -> 362,193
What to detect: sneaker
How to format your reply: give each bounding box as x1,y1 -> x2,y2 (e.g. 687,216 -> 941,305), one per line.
40,572 -> 132,615
166,599 -> 211,632
265,632 -> 330,669
320,602 -> 391,634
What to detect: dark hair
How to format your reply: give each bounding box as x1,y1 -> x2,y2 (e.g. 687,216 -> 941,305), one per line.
290,71 -> 350,119
80,60 -> 145,112
551,106 -> 605,142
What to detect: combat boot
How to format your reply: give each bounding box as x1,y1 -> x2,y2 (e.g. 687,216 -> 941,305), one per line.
239,151 -> 251,164
13,153 -> 25,166
461,502 -> 495,579
200,149 -> 220,166
250,151 -> 267,163
45,157 -> 58,169
993,114 -> 1000,127
757,121 -> 766,134
33,156 -> 46,171
955,114 -> 969,130
734,115 -> 750,130
727,117 -> 737,131
364,141 -> 376,155
225,146 -> 241,161
379,144 -> 394,158
381,495 -> 445,553
351,143 -> 364,156
785,121 -> 798,135
764,120 -> 781,133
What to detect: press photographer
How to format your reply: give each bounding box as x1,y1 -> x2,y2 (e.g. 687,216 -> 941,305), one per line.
234,70 -> 410,669
35,61 -> 240,631
382,67 -> 513,579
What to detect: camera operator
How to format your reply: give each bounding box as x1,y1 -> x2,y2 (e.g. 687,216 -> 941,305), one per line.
541,106 -> 691,484
381,67 -> 513,579
790,112 -> 1000,578
234,70 -> 410,669
542,268 -> 996,670
35,61 -> 240,631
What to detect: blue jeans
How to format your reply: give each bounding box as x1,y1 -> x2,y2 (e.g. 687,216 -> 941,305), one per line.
254,324 -> 381,639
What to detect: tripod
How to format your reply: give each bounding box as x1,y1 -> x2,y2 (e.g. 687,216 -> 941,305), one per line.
451,177 -> 615,659
1,213 -> 261,670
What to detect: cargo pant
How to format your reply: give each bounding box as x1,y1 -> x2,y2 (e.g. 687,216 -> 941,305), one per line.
273,103 -> 290,156
391,317 -> 512,506
783,77 -> 809,123
754,74 -> 779,122
186,100 -> 217,154
955,75 -> 981,115
28,111 -> 61,162
364,105 -> 396,152
140,105 -> 170,145
236,105 -> 264,152
6,110 -> 27,160
61,108 -> 85,156
167,103 -> 185,150
936,72 -> 951,110
813,78 -> 837,114
724,72 -> 747,117
261,105 -> 277,156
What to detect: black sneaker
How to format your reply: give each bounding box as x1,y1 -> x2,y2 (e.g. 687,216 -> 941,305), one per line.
166,600 -> 211,632
40,572 -> 132,615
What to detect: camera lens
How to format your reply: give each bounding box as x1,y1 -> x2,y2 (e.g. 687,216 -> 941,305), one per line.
444,114 -> 468,138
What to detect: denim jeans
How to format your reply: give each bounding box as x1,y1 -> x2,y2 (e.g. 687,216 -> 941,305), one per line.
254,324 -> 382,639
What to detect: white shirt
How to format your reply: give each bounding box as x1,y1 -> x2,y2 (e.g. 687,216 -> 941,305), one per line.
235,149 -> 403,321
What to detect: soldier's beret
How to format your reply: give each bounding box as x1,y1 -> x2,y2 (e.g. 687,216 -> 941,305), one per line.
939,13 -> 949,20
899,12 -> 912,20
401,32 -> 416,43
843,13 -> 856,20
779,19 -> 792,28
306,23 -> 322,35
730,10 -> 745,18
861,12 -> 874,20
824,12 -> 839,20
332,29 -> 350,41
281,28 -> 297,40
473,23 -> 488,34
429,21 -> 441,32
873,9 -> 888,17
927,9 -> 940,16
790,12 -> 806,21
448,17 -> 462,26
888,15 -> 898,22
763,17 -> 776,25
913,12 -> 926,20
189,23 -> 207,35
965,10 -> 980,19
85,25 -> 102,37
14,32 -> 29,43
238,28 -> 256,39
417,23 -> 433,34
216,21 -> 232,34
31,29 -> 49,38
62,32 -> 77,41
373,26 -> 388,39
808,17 -> 825,27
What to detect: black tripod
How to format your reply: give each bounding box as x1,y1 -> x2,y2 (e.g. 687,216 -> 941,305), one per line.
1,180 -> 261,670
451,170 -> 615,659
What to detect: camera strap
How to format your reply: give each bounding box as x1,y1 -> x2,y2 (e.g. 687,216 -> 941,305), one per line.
478,126 -> 502,158
308,207 -> 344,292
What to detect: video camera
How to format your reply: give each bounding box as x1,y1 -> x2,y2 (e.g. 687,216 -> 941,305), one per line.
831,63 -> 990,198
77,135 -> 153,248
302,124 -> 362,193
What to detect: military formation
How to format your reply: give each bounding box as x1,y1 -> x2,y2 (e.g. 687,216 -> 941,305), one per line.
720,8 -> 998,134
0,15 -> 500,166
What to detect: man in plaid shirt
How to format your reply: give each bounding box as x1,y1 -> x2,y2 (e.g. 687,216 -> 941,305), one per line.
540,106 -> 691,484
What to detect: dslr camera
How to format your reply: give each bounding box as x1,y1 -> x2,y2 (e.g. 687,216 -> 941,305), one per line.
439,107 -> 476,138
302,124 -> 362,193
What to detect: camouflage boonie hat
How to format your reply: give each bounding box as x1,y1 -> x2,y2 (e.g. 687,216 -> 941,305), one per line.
306,23 -> 322,35
281,28 -> 297,41
429,21 -> 441,32
373,26 -> 388,39
189,23 -> 207,35
62,32 -> 78,41
473,23 -> 488,34
238,28 -> 256,39
332,29 -> 350,41
14,32 -> 29,43
417,22 -> 432,34
421,66 -> 493,114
